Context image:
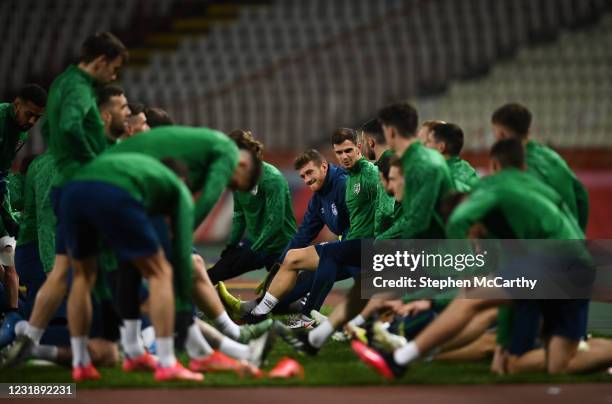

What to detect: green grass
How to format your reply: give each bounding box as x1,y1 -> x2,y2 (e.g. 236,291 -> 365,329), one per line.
2,338 -> 611,388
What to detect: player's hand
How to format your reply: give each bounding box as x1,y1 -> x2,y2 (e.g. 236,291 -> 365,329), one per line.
397,300 -> 432,317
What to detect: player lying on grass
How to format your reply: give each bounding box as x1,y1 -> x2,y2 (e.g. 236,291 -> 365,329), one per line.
353,138 -> 612,378
240,128 -> 394,324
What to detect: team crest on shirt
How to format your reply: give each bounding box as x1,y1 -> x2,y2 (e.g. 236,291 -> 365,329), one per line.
353,183 -> 361,195
331,203 -> 338,216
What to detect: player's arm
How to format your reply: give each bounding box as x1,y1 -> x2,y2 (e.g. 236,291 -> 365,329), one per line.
280,196 -> 324,261
193,154 -> 236,229
377,165 -> 442,240
227,192 -> 246,247
374,178 -> 395,236
445,188 -> 497,239
170,183 -> 196,312
572,176 -> 590,231
250,176 -> 292,252
57,85 -> 99,162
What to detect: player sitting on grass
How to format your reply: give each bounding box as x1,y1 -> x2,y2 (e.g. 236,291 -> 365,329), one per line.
241,128 -> 394,324
353,138 -> 612,378
218,148 -> 352,328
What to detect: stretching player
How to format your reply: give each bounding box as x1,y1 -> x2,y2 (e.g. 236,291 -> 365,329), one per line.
61,153 -> 203,381
421,122 -> 479,192
0,85 -> 47,315
353,138 -> 610,378
206,130 -> 297,284
243,128 -> 393,323
5,33 -> 129,362
274,102 -> 454,354
219,148 -> 351,327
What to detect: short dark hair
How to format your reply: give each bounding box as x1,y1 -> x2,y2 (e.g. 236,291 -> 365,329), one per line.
17,84 -> 47,107
80,32 -> 128,64
144,107 -> 174,127
432,123 -> 464,156
378,102 -> 419,138
490,138 -> 525,169
331,128 -> 359,146
97,84 -> 124,108
294,149 -> 326,170
128,103 -> 145,115
389,155 -> 403,175
361,118 -> 385,145
491,103 -> 532,138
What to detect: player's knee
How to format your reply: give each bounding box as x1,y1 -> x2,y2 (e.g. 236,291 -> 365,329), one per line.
283,249 -> 305,270
89,340 -> 120,367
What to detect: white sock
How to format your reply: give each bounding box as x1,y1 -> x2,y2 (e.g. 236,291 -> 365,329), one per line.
70,336 -> 90,367
14,320 -> 27,336
141,326 -> 156,351
214,312 -> 240,340
31,344 -> 58,361
349,314 -> 366,327
393,341 -> 420,365
185,322 -> 213,359
308,319 -> 334,348
239,300 -> 258,316
121,319 -> 145,358
219,336 -> 249,360
251,292 -> 278,316
24,323 -> 44,344
156,337 -> 176,368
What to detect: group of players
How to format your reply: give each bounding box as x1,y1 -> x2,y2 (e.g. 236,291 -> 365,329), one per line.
0,31 -> 611,383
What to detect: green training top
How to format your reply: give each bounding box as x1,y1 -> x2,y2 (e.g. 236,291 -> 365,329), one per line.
72,153 -> 195,310
17,153 -> 58,275
447,156 -> 479,193
378,142 -> 454,240
345,157 -> 394,239
108,125 -> 239,228
0,103 -> 28,174
229,162 -> 296,254
47,65 -> 106,187
446,168 -> 583,240
525,140 -> 589,231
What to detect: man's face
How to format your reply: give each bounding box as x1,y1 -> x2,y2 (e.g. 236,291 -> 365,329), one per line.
230,150 -> 257,191
299,161 -> 328,192
388,166 -> 405,203
93,55 -> 124,83
126,112 -> 150,136
13,99 -> 44,130
333,139 -> 361,169
102,94 -> 130,138
362,134 -> 376,161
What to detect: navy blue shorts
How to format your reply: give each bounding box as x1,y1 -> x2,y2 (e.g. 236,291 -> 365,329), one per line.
15,242 -> 46,318
50,187 -> 67,255
61,181 -> 161,262
314,239 -> 362,269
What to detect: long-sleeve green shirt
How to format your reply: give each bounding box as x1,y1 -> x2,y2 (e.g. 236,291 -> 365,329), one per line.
525,140 -> 589,231
17,153 -> 58,272
108,125 -> 239,229
229,162 -> 296,254
447,156 -> 479,193
446,168 -> 583,240
345,157 -> 394,239
72,153 -> 195,310
0,103 -> 28,175
378,142 -> 454,240
47,65 -> 106,187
